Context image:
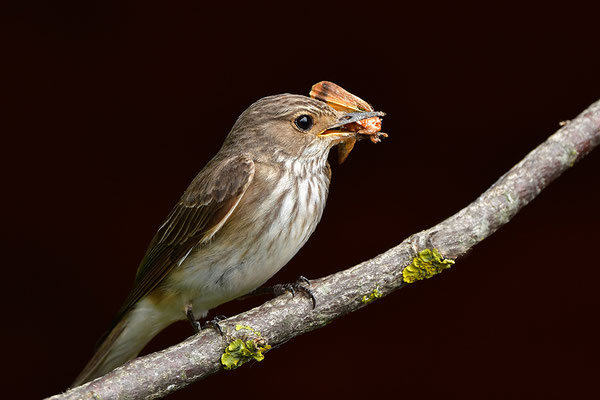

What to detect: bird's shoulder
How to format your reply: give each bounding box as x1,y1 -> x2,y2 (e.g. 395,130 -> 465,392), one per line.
182,153 -> 255,206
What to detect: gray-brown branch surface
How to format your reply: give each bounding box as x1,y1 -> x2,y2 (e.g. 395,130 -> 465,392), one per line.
50,99 -> 600,400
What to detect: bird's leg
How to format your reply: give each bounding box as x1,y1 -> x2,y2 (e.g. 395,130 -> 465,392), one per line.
184,303 -> 202,333
185,303 -> 225,336
242,276 -> 316,309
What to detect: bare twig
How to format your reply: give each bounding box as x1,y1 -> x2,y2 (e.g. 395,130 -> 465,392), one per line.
49,99 -> 600,400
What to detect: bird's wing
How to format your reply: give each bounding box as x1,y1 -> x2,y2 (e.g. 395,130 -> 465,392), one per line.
114,154 -> 255,322
78,155 -> 254,384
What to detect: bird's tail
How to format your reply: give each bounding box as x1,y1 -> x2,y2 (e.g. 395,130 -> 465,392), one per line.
72,301 -> 174,387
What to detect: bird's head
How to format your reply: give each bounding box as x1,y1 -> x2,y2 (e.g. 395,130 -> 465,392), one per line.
222,94 -> 384,162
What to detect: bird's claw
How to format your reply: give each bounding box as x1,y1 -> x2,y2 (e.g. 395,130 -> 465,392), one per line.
298,275 -> 310,286
274,276 -> 316,309
202,315 -> 226,336
185,304 -> 226,335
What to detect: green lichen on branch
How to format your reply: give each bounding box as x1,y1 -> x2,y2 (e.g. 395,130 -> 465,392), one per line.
361,287 -> 383,304
221,325 -> 271,370
235,324 -> 262,336
402,248 -> 454,283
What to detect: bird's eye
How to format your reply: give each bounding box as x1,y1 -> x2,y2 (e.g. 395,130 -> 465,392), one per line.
294,115 -> 313,131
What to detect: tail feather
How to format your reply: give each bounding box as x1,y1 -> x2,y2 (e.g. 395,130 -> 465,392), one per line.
72,317 -> 129,387
72,300 -> 175,387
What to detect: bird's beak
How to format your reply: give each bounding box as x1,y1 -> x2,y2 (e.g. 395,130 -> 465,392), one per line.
318,111 -> 386,139
310,81 -> 386,163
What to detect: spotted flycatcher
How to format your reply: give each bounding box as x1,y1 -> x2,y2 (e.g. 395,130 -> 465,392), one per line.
73,84 -> 385,386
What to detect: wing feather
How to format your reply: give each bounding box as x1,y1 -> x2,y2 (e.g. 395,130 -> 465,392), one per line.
110,154 -> 255,327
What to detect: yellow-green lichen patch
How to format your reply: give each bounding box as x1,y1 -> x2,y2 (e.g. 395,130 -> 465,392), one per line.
235,324 -> 262,336
568,148 -> 579,167
361,287 -> 383,304
402,248 -> 455,283
221,325 -> 271,370
221,338 -> 271,370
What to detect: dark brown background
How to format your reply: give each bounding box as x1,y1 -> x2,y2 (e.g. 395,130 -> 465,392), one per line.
3,1 -> 600,399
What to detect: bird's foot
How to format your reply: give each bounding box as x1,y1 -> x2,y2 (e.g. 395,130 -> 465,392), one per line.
201,315 -> 226,336
239,276 -> 316,308
185,304 -> 225,335
185,304 -> 202,333
273,276 -> 317,309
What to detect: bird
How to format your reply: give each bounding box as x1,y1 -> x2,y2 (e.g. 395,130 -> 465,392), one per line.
72,90 -> 385,386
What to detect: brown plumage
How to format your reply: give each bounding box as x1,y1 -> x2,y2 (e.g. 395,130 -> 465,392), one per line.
73,92 -> 384,386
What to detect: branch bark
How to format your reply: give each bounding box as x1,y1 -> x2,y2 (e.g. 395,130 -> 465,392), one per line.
49,99 -> 600,400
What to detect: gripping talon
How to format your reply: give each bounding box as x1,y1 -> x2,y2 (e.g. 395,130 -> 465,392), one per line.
202,316 -> 226,336
298,275 -> 310,286
297,286 -> 317,309
274,276 -> 317,309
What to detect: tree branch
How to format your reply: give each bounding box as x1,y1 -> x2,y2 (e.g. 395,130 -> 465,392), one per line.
49,99 -> 600,400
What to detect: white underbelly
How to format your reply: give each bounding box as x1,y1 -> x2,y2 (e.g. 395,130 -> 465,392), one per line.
164,163 -> 329,315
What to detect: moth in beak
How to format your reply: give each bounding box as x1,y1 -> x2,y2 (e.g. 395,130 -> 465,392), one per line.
311,81 -> 388,163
